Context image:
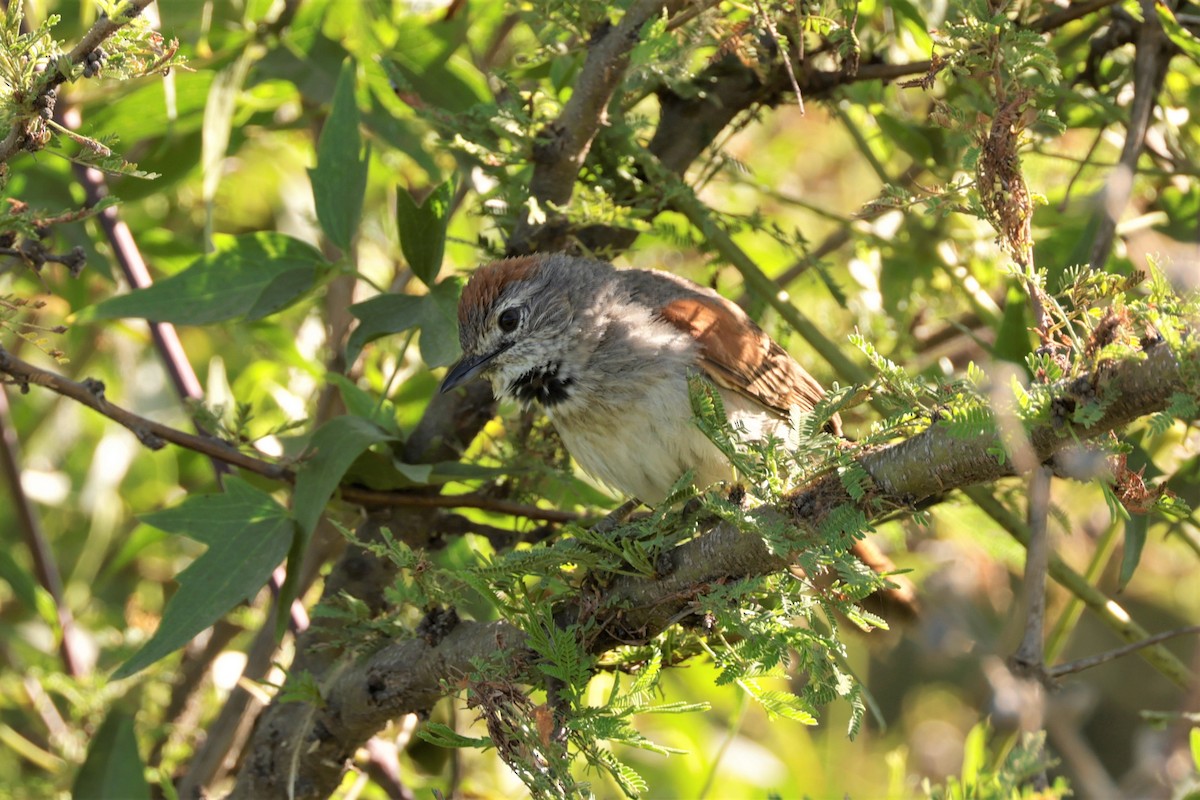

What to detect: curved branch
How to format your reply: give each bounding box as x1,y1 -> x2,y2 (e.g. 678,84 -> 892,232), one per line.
507,0 -> 687,254
228,336 -> 1199,799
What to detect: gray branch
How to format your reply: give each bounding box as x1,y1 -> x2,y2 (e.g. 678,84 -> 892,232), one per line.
507,0 -> 687,254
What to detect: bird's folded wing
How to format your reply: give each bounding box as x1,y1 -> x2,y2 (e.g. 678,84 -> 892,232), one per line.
658,295 -> 837,433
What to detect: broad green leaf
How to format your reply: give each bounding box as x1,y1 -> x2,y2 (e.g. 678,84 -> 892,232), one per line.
1118,513 -> 1148,590
246,267 -> 323,321
72,710 -> 150,800
341,449 -> 434,490
114,478 -> 294,678
293,415 -> 397,536
1190,727 -> 1200,771
83,69 -> 215,145
416,277 -> 463,367
382,17 -> 488,115
346,278 -> 463,367
82,232 -> 327,325
309,58 -> 369,252
396,180 -> 453,286
326,373 -> 401,435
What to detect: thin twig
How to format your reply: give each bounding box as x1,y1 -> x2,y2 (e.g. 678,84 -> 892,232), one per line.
1048,626 -> 1200,678
966,486 -> 1194,688
0,344 -> 290,476
0,387 -> 86,677
0,344 -> 584,523
753,0 -> 803,113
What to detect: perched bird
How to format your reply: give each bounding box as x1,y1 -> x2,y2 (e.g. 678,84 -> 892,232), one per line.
440,253 -> 841,504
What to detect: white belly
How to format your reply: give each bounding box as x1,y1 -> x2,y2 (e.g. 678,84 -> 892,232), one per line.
547,377 -> 775,505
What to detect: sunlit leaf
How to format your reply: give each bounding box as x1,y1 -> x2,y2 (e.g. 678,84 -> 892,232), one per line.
82,232 -> 327,325
309,57 -> 369,251
115,478 -> 294,678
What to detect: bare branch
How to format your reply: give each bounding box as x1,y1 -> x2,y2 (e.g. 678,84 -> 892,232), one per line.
1048,625 -> 1200,678
0,344 -> 290,477
0,345 -> 585,524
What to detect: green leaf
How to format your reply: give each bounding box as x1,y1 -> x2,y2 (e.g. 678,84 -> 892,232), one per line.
326,373 -> 401,435
992,281 -> 1032,367
0,547 -> 43,621
115,478 -> 294,678
293,415 -> 397,536
82,233 -> 327,325
417,722 -> 491,749
416,277 -> 463,367
72,710 -> 150,800
1156,4 -> 1200,65
309,58 -> 369,251
346,278 -> 463,367
1190,726 -> 1200,771
396,180 -> 453,286
246,267 -> 324,321
960,722 -> 988,784
737,681 -> 818,724
1118,512 -> 1148,590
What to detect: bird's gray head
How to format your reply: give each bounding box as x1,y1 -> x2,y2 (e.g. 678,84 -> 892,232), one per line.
440,255 -> 609,406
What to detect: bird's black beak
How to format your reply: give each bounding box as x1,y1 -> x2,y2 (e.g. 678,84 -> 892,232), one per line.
439,343 -> 511,394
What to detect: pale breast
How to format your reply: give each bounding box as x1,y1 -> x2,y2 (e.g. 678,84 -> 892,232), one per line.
547,373 -> 778,504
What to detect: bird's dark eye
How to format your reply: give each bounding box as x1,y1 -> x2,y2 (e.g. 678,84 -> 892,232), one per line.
497,307 -> 521,333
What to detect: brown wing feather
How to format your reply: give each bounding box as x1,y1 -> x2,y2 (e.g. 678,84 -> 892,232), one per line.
658,295 -> 842,435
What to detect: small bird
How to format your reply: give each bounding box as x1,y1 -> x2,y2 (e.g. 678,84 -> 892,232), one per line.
440,253 -> 841,505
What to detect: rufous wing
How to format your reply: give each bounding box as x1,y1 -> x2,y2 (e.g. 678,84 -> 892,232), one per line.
658,295 -> 842,435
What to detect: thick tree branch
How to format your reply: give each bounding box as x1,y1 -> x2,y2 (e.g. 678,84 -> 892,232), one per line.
507,0 -> 687,254
228,336 -> 1198,799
